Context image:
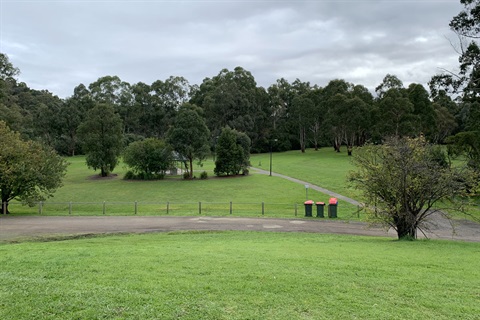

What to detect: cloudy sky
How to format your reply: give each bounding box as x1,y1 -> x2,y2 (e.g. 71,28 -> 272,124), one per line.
0,0 -> 463,98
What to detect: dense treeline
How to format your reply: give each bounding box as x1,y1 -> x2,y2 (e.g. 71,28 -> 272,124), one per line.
0,57 -> 460,156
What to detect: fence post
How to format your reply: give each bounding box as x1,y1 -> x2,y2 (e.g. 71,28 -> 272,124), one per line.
262,202 -> 264,216
230,201 -> 232,215
134,201 -> 138,215
69,202 -> 72,215
103,201 -> 106,215
294,203 -> 297,217
199,202 -> 202,215
39,201 -> 43,215
167,202 -> 169,214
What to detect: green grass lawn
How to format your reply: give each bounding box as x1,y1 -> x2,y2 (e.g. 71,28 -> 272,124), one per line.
0,232 -> 478,320
250,147 -> 360,200
251,147 -> 480,220
10,155 -> 361,218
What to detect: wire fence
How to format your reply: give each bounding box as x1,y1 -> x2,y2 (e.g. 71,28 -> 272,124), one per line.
2,201 -> 364,219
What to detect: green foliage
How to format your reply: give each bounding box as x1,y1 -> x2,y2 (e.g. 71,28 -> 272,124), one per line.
214,127 -> 251,176
200,171 -> 208,179
1,233 -> 479,319
167,104 -> 210,179
447,131 -> 480,172
349,136 -> 478,239
77,103 -> 124,177
0,121 -> 68,212
123,138 -> 173,179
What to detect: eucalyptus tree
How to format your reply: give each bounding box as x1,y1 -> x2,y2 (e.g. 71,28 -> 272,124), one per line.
166,104 -> 210,179
192,67 -> 269,151
375,75 -> 416,138
88,76 -> 138,134
429,0 -> 480,172
77,103 -> 124,177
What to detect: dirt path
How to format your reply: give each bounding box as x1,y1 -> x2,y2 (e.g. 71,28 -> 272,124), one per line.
0,215 -> 479,242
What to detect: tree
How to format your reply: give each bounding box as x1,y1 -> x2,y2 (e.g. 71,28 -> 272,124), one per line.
214,127 -> 251,176
167,104 -> 210,179
123,138 -> 173,179
429,0 -> 480,173
0,121 -> 67,213
349,137 -> 477,239
77,103 -> 124,177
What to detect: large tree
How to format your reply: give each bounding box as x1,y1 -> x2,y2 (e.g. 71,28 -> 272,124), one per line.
167,104 -> 210,179
214,127 -> 251,176
77,103 -> 124,177
349,137 -> 477,239
0,121 -> 68,214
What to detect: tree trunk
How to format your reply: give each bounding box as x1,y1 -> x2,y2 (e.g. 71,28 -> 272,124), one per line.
396,218 -> 417,240
101,168 -> 108,177
347,146 -> 352,156
1,200 -> 9,215
189,158 -> 194,179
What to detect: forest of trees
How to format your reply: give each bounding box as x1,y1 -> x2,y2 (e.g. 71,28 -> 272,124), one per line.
0,1 -> 478,173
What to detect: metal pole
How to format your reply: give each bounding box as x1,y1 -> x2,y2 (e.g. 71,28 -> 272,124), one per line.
262,202 -> 265,216
295,203 -> 297,216
230,201 -> 233,215
134,201 -> 138,215
167,202 -> 169,214
269,148 -> 272,176
103,201 -> 106,215
69,202 -> 72,215
199,202 -> 202,215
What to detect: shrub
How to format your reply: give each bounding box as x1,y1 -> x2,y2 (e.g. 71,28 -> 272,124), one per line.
200,171 -> 208,179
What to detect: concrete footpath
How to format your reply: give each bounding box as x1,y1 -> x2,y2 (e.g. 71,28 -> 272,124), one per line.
1,215 -> 479,242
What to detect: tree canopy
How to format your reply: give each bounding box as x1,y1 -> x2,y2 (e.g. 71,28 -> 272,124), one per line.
0,121 -> 68,213
349,137 -> 477,239
123,138 -> 173,179
214,127 -> 251,176
167,104 -> 210,179
77,103 -> 124,177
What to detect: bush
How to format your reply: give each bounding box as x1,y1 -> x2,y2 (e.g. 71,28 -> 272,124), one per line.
124,170 -> 136,180
183,172 -> 191,180
123,170 -> 164,180
200,171 -> 208,179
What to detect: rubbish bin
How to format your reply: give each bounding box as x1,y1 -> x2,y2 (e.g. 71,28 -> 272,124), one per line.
328,198 -> 338,218
316,202 -> 325,218
304,200 -> 314,217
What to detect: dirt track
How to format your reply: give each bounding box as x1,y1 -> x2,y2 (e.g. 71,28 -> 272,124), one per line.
1,215 -> 479,242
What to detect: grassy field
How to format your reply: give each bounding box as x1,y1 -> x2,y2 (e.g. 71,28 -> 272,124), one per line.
8,147 -> 478,219
251,147 -> 360,200
0,232 -> 478,320
251,147 -> 480,220
9,155 -> 360,218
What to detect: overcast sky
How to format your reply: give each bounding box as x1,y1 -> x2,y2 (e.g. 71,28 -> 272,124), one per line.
0,0 -> 463,98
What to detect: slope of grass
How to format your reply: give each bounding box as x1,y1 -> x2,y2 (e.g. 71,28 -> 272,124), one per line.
0,232 -> 478,320
250,147 -> 360,200
9,156 -> 359,217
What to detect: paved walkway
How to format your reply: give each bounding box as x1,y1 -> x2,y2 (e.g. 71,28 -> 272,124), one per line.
251,167 -> 361,206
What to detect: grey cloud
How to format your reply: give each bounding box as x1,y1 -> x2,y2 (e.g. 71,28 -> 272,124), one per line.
0,0 -> 465,97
